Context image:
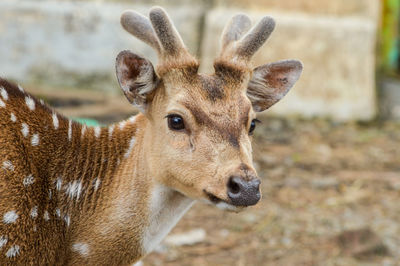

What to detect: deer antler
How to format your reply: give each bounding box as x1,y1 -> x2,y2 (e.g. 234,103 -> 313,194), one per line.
120,7 -> 198,75
216,15 -> 276,70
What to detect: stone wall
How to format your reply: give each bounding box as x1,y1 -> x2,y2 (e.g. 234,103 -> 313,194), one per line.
0,0 -> 381,121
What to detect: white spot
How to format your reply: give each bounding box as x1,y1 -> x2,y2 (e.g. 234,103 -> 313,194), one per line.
124,137 -> 136,158
18,85 -> 24,92
52,113 -> 59,129
72,242 -> 89,257
108,125 -> 115,139
0,99 -> 5,108
55,208 -> 61,218
48,189 -> 52,200
2,160 -> 14,171
76,181 -> 82,200
94,126 -> 101,138
66,181 -> 83,200
64,215 -> 70,226
0,236 -> 7,249
93,178 -> 101,191
43,211 -> 50,221
56,177 -> 63,191
25,96 -> 35,111
31,133 -> 39,146
68,120 -> 72,141
128,115 -> 137,123
81,125 -> 87,137
40,99 -> 44,105
3,211 -> 18,224
133,261 -> 143,266
119,120 -> 127,130
21,123 -> 29,138
0,87 -> 8,101
6,245 -> 20,258
23,174 -> 35,186
10,113 -> 16,122
30,206 -> 38,219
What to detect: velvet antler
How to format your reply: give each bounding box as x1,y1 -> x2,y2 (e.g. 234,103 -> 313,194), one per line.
120,6 -> 198,75
216,14 -> 276,71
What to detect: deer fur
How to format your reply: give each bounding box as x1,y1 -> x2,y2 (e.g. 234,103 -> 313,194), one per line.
0,6 -> 302,265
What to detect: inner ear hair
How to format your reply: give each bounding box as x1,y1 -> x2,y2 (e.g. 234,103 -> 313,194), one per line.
115,50 -> 159,111
247,60 -> 303,112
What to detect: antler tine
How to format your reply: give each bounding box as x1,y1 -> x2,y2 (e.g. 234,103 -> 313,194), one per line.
235,16 -> 276,60
120,10 -> 162,54
221,14 -> 252,50
149,6 -> 187,56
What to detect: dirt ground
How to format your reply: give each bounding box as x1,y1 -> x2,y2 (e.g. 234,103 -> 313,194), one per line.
140,117 -> 400,266
40,88 -> 400,266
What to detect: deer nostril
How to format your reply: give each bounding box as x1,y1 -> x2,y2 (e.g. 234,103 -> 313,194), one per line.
228,177 -> 241,194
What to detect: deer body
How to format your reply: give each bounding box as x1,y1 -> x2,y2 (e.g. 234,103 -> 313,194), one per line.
0,6 -> 302,265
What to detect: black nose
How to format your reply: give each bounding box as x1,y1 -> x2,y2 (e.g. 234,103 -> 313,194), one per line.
227,176 -> 261,206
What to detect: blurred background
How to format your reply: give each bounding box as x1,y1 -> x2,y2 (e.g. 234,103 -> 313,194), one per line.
1,0 -> 400,265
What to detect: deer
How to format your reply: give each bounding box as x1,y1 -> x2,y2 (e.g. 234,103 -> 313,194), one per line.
0,6 -> 302,265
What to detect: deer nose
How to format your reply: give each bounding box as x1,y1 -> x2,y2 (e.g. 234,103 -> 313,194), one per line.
227,176 -> 261,206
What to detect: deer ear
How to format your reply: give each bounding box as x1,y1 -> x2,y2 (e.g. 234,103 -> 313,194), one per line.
116,50 -> 159,112
247,60 -> 303,112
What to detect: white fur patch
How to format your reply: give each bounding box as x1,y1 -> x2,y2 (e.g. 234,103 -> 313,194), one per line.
216,202 -> 241,211
43,211 -> 50,221
21,123 -> 29,138
72,242 -> 89,257
30,206 -> 38,219
2,160 -> 14,171
0,99 -> 5,108
68,120 -> 72,141
142,185 -> 194,253
128,115 -> 137,123
55,208 -> 61,218
18,85 -> 24,92
31,133 -> 39,146
119,120 -> 127,130
56,177 -> 63,191
108,125 -> 115,139
23,174 -> 35,186
124,137 -> 136,158
6,245 -> 20,258
64,215 -> 71,227
93,178 -> 101,192
10,113 -> 16,122
66,181 -> 83,200
81,125 -> 87,137
94,126 -> 101,138
25,96 -> 35,111
52,112 -> 59,129
3,211 -> 18,224
40,99 -> 45,105
0,236 -> 7,249
0,87 -> 8,101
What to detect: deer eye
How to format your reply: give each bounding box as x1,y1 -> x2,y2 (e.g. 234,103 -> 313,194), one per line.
249,119 -> 260,135
167,114 -> 185,131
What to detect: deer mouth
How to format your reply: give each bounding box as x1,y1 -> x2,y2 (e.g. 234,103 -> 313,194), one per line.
203,190 -> 246,212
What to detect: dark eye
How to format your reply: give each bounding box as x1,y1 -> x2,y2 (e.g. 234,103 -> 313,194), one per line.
249,119 -> 260,135
167,114 -> 185,131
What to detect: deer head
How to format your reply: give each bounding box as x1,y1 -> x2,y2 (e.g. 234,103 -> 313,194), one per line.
116,7 -> 302,211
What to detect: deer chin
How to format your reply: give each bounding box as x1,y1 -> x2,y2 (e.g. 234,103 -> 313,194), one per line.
203,190 -> 246,213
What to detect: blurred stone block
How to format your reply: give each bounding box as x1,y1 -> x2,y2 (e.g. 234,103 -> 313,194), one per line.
201,9 -> 378,121
215,0 -> 380,19
0,1 -> 204,92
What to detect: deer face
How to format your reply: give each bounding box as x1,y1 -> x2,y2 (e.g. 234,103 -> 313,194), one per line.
115,7 -> 302,211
